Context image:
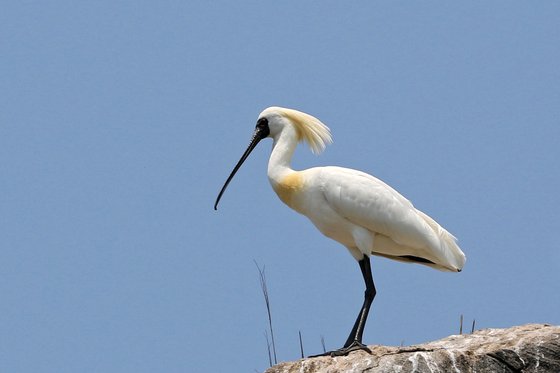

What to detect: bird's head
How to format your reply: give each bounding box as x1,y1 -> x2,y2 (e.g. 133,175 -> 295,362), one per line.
258,107 -> 332,154
214,107 -> 331,210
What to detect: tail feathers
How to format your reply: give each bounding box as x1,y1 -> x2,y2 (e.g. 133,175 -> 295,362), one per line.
418,210 -> 466,272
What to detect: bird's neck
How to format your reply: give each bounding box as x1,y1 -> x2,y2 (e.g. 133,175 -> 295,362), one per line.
267,125 -> 298,182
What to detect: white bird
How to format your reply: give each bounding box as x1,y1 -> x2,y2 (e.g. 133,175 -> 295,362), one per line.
215,107 -> 466,357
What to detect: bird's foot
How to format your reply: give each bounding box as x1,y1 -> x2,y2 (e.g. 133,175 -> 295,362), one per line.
309,341 -> 372,358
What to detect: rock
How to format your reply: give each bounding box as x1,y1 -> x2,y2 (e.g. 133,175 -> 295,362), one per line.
264,324 -> 560,373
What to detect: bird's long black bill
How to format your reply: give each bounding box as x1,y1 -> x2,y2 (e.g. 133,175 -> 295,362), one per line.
214,129 -> 264,210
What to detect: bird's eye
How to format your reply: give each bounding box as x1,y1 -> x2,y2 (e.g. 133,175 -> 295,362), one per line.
256,117 -> 268,129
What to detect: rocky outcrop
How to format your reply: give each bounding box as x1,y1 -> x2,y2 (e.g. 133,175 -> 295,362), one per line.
265,324 -> 560,373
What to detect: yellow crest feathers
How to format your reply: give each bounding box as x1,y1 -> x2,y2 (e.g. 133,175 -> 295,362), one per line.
277,107 -> 333,154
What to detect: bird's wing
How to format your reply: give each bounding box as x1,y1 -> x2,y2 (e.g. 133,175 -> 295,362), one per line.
318,166 -> 437,250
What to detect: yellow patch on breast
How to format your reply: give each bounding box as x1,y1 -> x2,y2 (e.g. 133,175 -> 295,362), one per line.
273,172 -> 305,208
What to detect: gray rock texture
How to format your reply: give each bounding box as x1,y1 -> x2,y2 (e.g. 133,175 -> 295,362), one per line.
265,324 -> 560,373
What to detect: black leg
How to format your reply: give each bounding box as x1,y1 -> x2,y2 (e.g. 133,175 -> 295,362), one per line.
344,256 -> 376,347
311,256 -> 376,357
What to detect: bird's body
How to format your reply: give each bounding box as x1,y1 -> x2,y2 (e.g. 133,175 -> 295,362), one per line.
215,106 -> 466,356
272,165 -> 464,270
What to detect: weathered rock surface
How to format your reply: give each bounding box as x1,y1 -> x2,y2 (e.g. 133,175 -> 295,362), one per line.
265,324 -> 560,373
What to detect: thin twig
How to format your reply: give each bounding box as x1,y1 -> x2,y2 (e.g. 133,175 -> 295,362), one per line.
459,314 -> 463,335
264,331 -> 272,367
320,335 -> 326,353
471,319 -> 476,334
299,331 -> 304,358
255,261 -> 277,365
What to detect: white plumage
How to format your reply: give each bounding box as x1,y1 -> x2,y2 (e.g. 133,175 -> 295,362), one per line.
286,166 -> 465,271
215,106 -> 466,356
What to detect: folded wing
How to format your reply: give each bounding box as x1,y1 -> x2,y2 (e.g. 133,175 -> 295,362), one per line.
319,167 -> 465,271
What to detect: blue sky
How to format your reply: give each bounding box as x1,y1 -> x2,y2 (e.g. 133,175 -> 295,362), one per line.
1,2 -> 559,372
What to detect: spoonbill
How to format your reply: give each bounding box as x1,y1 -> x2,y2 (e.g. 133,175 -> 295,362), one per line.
214,107 -> 466,357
